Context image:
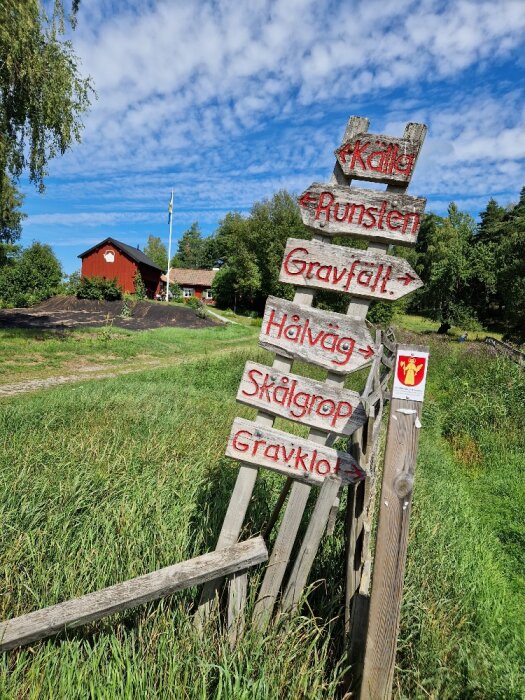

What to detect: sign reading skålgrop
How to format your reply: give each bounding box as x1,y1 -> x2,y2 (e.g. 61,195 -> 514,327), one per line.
334,129 -> 425,185
279,238 -> 423,301
226,418 -> 364,485
237,361 -> 367,436
298,183 -> 426,245
259,296 -> 375,374
392,348 -> 429,402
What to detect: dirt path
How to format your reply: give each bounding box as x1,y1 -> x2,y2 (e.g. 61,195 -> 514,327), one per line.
0,340 -> 255,398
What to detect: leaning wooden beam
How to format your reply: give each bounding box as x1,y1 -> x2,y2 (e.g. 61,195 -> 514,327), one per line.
0,537 -> 268,652
280,475 -> 342,614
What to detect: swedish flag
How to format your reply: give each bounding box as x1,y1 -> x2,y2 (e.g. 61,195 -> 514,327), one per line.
168,191 -> 173,225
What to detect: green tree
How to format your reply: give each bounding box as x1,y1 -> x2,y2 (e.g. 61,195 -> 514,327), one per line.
414,205 -> 479,333
477,197 -> 506,243
0,241 -> 62,307
0,174 -> 26,243
0,1 -> 93,192
211,191 -> 306,311
171,222 -> 215,269
144,235 -> 168,270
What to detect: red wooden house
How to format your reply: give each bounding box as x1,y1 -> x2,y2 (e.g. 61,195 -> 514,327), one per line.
79,238 -> 163,298
161,268 -> 218,304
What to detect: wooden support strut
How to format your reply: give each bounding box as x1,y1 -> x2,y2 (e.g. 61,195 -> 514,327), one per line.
0,537 -> 268,652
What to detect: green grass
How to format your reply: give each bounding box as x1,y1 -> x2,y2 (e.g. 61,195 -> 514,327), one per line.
396,313 -> 505,341
0,323 -> 256,383
0,330 -> 523,698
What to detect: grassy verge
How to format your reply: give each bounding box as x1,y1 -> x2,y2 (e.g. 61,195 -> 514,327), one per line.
0,336 -> 523,697
0,323 -> 256,384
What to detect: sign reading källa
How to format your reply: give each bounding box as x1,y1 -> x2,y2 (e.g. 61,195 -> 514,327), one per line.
237,361 -> 366,436
279,238 -> 423,301
334,128 -> 426,185
226,418 -> 365,485
298,183 -> 426,245
259,296 -> 375,374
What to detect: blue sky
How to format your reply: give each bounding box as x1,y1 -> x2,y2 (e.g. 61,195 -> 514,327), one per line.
20,0 -> 525,274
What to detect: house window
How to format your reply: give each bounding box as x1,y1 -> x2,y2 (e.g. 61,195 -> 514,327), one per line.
183,287 -> 193,298
203,289 -> 213,300
103,250 -> 115,263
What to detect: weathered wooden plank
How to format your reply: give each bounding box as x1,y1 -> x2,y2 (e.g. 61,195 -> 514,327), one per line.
298,184 -> 426,245
0,537 -> 268,652
359,344 -> 428,700
279,238 -> 422,301
331,116 -> 370,186
259,297 -> 376,374
225,418 -> 364,486
237,361 -> 366,436
280,475 -> 342,614
253,480 -> 312,630
334,125 -> 427,185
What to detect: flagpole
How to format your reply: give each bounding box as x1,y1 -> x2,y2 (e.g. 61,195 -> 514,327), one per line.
165,189 -> 174,302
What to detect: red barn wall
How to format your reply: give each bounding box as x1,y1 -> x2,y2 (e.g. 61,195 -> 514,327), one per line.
81,245 -> 160,297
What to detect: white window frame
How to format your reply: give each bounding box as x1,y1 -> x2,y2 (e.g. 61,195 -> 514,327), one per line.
183,287 -> 194,298
203,288 -> 213,300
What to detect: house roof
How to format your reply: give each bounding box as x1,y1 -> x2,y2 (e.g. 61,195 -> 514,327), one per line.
78,237 -> 164,271
161,268 -> 217,286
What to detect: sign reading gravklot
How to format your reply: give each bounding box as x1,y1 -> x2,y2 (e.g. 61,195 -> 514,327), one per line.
392,348 -> 429,402
226,418 -> 365,485
259,296 -> 376,374
334,129 -> 425,185
298,183 -> 426,245
279,238 -> 423,301
237,361 -> 367,436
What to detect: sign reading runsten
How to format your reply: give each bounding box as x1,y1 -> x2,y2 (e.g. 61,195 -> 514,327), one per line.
226,418 -> 364,485
298,183 -> 426,245
259,296 -> 376,374
279,238 -> 422,301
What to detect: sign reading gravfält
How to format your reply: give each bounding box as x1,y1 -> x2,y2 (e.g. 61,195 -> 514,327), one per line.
259,296 -> 375,374
298,183 -> 426,245
279,238 -> 423,301
334,128 -> 426,185
226,418 -> 365,485
237,361 -> 367,436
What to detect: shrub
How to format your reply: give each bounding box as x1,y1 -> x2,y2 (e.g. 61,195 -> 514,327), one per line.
77,276 -> 122,301
132,271 -> 147,300
185,295 -> 201,309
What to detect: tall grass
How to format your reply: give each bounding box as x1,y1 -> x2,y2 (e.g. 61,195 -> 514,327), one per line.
1,338 -> 523,697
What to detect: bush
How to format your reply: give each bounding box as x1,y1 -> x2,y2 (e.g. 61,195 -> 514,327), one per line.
77,276 -> 122,301
184,295 -> 201,309
132,271 -> 147,300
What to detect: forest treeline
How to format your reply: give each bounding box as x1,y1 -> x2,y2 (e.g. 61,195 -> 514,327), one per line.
155,187 -> 525,341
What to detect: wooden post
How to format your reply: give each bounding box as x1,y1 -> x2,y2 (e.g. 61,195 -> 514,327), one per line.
359,344 -> 429,700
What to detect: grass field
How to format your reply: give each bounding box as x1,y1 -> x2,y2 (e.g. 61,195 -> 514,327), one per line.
0,322 -> 523,698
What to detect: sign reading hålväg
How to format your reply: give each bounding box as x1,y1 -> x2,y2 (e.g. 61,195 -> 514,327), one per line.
259,297 -> 376,374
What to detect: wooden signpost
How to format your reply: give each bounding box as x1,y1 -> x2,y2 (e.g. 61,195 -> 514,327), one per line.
298,183 -> 426,244
237,361 -> 366,436
198,113 -> 428,699
279,238 -> 423,300
259,296 -> 376,373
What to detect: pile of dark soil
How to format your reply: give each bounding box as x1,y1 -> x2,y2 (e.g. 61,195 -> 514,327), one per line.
0,296 -> 217,331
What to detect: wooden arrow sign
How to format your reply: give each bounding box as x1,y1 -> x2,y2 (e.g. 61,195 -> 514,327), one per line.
259,296 -> 375,374
279,238 -> 423,301
334,126 -> 426,185
237,361 -> 367,436
298,183 -> 426,245
226,418 -> 365,485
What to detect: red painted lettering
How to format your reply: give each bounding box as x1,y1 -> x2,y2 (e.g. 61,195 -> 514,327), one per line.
350,140 -> 369,170
315,191 -> 334,222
